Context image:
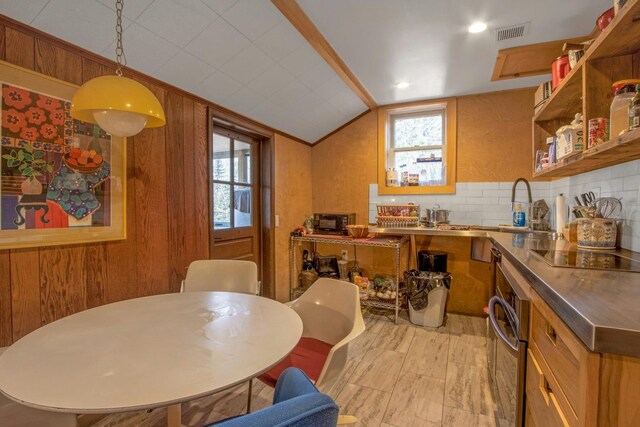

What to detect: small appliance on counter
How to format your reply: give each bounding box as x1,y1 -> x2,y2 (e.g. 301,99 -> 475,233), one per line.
423,205 -> 450,227
312,213 -> 356,235
531,200 -> 550,231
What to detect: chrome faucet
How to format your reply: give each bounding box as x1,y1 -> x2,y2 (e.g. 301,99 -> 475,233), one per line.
512,178 -> 532,228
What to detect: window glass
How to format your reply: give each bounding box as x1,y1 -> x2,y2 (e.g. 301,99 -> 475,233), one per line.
213,134 -> 231,182
393,114 -> 443,148
213,183 -> 231,229
233,186 -> 252,227
393,149 -> 444,186
234,141 -> 251,184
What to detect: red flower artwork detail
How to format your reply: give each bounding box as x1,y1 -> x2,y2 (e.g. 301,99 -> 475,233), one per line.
20,126 -> 40,141
40,123 -> 58,140
2,108 -> 27,133
54,137 -> 64,145
36,95 -> 62,112
49,109 -> 65,126
25,107 -> 47,125
2,86 -> 31,110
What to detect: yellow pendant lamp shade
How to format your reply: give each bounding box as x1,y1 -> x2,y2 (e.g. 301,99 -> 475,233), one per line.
71,75 -> 166,137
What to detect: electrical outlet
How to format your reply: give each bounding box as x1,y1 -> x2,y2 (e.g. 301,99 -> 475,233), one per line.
341,250 -> 348,260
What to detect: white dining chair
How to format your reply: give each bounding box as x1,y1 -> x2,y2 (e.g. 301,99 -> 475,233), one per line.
258,278 -> 365,424
182,259 -> 260,295
181,259 -> 260,412
0,348 -> 78,427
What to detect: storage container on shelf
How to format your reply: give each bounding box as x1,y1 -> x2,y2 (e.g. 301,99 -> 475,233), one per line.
556,113 -> 584,160
376,204 -> 420,227
610,80 -> 640,138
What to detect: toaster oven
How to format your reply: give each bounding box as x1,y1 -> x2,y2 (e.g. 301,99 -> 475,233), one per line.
312,213 -> 356,235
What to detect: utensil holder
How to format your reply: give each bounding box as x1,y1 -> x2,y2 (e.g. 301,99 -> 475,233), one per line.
576,218 -> 617,250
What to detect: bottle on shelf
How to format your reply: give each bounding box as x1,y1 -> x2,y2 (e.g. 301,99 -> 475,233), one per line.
630,84 -> 640,130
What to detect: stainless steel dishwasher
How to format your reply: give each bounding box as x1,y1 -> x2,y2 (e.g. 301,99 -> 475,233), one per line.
487,247 -> 529,427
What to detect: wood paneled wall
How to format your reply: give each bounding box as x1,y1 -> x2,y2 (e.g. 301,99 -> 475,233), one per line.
273,135 -> 312,302
0,22 -> 210,346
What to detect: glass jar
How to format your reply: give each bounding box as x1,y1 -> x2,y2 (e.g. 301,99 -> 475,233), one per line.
610,80 -> 640,138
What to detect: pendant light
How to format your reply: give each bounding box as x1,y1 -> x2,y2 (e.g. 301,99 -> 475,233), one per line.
71,0 -> 166,137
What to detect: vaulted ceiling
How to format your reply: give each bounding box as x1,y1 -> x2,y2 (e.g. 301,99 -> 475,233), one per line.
0,0 -> 612,142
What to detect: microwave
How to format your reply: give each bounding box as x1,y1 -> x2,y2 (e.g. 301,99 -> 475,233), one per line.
313,213 -> 356,235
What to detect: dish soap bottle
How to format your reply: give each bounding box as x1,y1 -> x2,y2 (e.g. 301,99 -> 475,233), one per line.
513,203 -> 526,227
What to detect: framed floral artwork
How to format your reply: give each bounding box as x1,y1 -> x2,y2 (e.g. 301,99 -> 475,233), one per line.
0,60 -> 126,249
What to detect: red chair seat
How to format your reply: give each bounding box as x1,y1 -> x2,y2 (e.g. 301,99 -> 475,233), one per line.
258,337 -> 333,387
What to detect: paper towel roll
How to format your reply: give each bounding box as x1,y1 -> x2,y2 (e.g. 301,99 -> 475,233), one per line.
556,194 -> 567,232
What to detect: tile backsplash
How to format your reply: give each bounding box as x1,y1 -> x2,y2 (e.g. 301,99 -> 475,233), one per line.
369,160 -> 640,251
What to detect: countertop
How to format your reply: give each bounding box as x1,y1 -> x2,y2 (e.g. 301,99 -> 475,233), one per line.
371,226 -> 640,358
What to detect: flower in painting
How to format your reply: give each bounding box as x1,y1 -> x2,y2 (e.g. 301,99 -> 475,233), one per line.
25,107 -> 47,125
54,137 -> 64,145
36,95 -> 62,112
49,109 -> 65,126
2,108 -> 27,133
2,86 -> 31,110
20,126 -> 40,141
40,123 -> 58,140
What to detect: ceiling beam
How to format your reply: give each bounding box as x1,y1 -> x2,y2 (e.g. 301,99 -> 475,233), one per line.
272,0 -> 377,110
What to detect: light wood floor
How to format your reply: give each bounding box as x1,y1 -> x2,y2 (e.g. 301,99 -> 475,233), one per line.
82,310 -> 507,427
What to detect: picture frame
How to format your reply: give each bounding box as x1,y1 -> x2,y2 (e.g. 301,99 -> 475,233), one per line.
0,60 -> 126,249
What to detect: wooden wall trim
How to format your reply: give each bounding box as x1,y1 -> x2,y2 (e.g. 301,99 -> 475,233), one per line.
271,0 -> 377,110
0,14 -> 311,147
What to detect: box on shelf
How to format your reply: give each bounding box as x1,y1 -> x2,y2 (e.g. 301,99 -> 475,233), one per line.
376,204 -> 420,227
556,113 -> 584,160
534,81 -> 552,114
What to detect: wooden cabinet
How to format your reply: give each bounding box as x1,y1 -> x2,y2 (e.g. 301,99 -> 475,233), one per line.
526,289 -> 640,427
528,291 -> 599,427
526,348 -> 571,427
532,0 -> 640,178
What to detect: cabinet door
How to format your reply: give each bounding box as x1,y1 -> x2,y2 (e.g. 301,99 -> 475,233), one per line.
526,348 -> 570,427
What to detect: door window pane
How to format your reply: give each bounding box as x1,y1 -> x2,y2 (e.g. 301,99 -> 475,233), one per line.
393,114 -> 443,148
213,183 -> 231,229
233,186 -> 252,227
234,141 -> 251,184
213,134 -> 231,181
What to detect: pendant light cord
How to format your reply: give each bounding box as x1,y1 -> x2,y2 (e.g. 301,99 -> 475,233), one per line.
115,0 -> 127,77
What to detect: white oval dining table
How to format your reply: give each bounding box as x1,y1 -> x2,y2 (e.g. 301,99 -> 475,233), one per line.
0,292 -> 303,426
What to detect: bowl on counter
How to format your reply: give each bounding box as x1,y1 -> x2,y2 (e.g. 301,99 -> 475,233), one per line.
346,225 -> 369,239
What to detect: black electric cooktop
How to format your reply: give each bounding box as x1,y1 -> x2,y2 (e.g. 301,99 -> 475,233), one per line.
531,250 -> 640,273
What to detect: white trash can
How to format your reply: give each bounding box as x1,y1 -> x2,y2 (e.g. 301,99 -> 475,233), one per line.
404,270 -> 451,327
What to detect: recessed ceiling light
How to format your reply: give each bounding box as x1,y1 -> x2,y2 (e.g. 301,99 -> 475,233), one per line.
468,22 -> 487,33
395,82 -> 410,89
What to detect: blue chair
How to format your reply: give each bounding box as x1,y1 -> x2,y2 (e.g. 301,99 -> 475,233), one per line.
209,368 -> 339,427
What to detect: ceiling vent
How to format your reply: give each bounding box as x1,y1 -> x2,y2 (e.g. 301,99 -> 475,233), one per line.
495,22 -> 530,42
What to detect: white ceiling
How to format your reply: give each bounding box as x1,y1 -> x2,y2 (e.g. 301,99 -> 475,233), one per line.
298,0 -> 612,105
0,0 -> 613,142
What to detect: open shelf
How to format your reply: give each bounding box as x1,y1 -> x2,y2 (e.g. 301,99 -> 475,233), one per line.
534,61 -> 583,122
534,0 -> 640,123
532,0 -> 640,179
534,128 -> 640,178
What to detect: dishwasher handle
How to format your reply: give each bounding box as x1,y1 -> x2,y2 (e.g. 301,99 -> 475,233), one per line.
488,296 -> 519,353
